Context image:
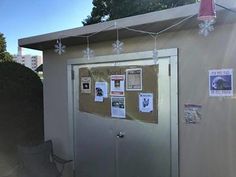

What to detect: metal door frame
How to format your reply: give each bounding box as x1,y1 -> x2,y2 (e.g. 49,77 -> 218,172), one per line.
67,48 -> 178,177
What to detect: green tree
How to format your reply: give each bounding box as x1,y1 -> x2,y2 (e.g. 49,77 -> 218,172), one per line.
83,0 -> 196,25
0,33 -> 13,62
83,0 -> 112,25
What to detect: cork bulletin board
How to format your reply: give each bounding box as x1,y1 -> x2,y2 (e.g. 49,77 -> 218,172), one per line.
79,65 -> 158,123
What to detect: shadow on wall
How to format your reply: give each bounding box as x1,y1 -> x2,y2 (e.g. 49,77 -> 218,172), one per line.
0,62 -> 44,177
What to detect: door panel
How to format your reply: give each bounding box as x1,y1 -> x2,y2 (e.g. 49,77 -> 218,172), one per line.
116,59 -> 171,177
115,121 -> 170,177
75,112 -> 116,177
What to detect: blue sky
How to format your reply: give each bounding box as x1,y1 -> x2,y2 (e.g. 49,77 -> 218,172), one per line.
0,0 -> 93,55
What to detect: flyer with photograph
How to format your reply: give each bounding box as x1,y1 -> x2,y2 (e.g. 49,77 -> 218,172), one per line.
81,77 -> 91,93
139,93 -> 153,112
95,82 -> 108,102
110,75 -> 125,96
111,97 -> 126,118
126,68 -> 142,91
209,69 -> 233,97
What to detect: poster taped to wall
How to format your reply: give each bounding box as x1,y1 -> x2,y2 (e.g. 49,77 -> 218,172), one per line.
139,93 -> 153,112
110,75 -> 125,96
95,82 -> 108,102
209,69 -> 233,97
126,68 -> 142,91
81,77 -> 91,93
111,97 -> 126,118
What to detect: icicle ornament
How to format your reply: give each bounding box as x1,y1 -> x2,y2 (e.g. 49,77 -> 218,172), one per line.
153,49 -> 158,65
152,36 -> 158,65
83,37 -> 94,60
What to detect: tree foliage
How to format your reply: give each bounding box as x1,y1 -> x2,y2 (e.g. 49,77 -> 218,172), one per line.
83,0 -> 196,25
0,61 -> 44,144
0,33 -> 13,62
0,62 -> 44,172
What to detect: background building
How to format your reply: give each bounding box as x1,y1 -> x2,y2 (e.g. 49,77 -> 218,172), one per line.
13,47 -> 43,71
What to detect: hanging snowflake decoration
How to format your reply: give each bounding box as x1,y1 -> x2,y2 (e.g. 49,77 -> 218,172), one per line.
113,22 -> 124,55
54,39 -> 66,55
199,19 -> 215,37
83,47 -> 94,60
112,40 -> 124,54
153,48 -> 158,65
198,0 -> 216,37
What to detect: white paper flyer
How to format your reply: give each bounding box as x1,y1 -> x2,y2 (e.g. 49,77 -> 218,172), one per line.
110,75 -> 125,96
111,97 -> 126,118
126,68 -> 142,91
95,82 -> 108,102
81,77 -> 91,93
139,93 -> 153,112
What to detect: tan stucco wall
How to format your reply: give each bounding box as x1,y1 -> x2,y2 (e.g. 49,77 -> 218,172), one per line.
43,22 -> 236,177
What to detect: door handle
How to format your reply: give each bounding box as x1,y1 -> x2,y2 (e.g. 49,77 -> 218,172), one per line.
117,132 -> 125,138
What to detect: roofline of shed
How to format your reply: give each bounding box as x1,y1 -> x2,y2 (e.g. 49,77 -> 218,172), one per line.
19,0 -> 236,50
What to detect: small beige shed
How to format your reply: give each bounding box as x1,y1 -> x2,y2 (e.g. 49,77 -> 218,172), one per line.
19,1 -> 236,177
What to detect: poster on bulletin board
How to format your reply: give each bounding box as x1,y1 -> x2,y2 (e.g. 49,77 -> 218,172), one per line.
110,75 -> 125,96
139,93 -> 153,113
126,68 -> 142,91
111,97 -> 126,118
81,77 -> 91,93
95,82 -> 108,102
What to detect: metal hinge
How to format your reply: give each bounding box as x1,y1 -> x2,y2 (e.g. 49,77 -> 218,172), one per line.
169,64 -> 171,76
71,69 -> 75,80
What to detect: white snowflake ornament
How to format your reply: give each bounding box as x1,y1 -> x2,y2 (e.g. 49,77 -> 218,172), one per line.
112,40 -> 124,54
199,19 -> 215,37
83,47 -> 94,60
54,39 -> 66,55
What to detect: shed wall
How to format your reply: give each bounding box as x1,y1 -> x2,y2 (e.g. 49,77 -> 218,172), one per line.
43,23 -> 236,177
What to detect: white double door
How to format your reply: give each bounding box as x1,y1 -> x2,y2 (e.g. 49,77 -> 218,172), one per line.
72,55 -> 178,177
